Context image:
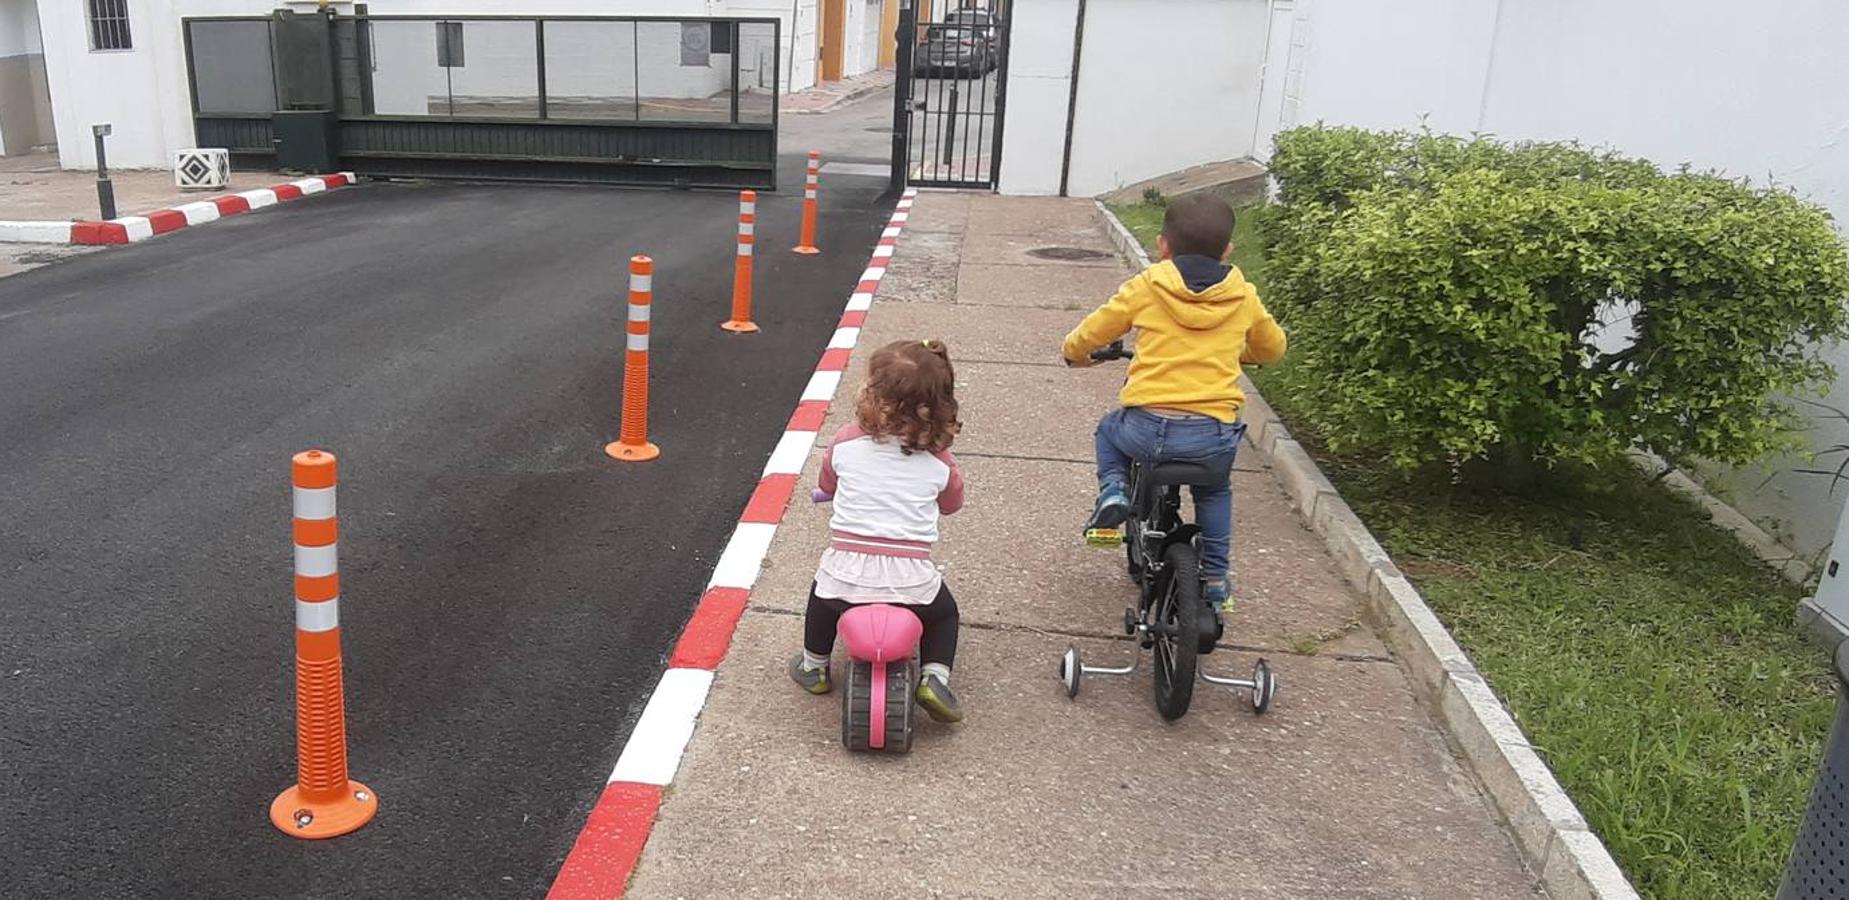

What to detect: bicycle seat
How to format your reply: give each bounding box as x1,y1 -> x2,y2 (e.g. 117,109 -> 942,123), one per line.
1143,461 -> 1219,487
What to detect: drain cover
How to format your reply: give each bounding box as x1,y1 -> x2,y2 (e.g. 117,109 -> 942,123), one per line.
1028,246 -> 1111,261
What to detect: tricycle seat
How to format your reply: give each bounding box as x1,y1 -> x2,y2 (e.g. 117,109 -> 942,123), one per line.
837,603 -> 923,664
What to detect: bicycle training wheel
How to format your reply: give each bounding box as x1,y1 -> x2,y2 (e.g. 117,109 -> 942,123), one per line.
1152,543 -> 1200,720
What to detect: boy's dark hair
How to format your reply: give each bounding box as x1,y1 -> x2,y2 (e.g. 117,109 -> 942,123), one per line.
1160,193 -> 1236,259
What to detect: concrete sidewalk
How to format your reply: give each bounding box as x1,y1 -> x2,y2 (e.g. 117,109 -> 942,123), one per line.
0,150 -> 273,222
628,194 -> 1545,899
0,150 -> 276,277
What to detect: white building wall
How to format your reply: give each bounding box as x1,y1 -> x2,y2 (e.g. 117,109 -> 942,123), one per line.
35,0 -> 810,170
994,0 -> 1077,195
0,0 -> 47,154
721,0 -> 818,93
1288,0 -> 1849,556
0,0 -> 38,57
856,0 -> 880,74
1290,0 -> 1497,136
1063,0 -> 1267,197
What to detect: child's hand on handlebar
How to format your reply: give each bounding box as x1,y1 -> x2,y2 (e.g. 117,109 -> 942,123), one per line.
1067,340 -> 1131,367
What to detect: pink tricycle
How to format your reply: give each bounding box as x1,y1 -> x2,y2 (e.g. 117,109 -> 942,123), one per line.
814,488 -> 924,753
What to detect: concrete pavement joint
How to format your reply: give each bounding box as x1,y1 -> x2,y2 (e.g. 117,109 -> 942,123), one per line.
957,357 -> 1071,368
1092,202 -> 1640,899
955,450 -> 1093,466
742,603 -> 1396,664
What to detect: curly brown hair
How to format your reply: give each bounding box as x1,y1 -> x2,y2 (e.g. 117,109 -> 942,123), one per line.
854,339 -> 960,454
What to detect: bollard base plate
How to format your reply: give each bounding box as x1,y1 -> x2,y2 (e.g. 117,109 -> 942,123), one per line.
270,780 -> 377,839
792,245 -> 821,256
721,320 -> 761,334
606,440 -> 661,462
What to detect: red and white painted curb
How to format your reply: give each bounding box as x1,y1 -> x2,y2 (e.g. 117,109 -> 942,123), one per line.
546,188 -> 919,899
0,173 -> 358,246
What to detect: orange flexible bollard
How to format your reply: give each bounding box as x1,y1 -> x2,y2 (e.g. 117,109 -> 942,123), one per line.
606,255 -> 661,461
722,190 -> 760,333
271,449 -> 378,839
793,151 -> 820,255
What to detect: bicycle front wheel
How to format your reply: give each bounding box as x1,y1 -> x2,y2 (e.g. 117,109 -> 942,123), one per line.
1152,542 -> 1200,720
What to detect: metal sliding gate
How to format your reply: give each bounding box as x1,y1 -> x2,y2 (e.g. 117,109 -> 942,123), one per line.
183,10 -> 780,188
895,0 -> 1010,190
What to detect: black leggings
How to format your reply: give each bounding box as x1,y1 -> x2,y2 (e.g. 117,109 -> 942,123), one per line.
803,581 -> 960,668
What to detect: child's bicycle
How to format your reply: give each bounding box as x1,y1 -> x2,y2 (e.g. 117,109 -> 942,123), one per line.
1057,341 -> 1278,720
812,489 -> 923,753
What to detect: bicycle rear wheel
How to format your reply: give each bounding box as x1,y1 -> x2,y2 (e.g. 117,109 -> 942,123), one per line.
1152,543 -> 1200,720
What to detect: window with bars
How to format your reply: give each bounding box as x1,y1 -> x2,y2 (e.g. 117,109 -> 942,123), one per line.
88,0 -> 133,51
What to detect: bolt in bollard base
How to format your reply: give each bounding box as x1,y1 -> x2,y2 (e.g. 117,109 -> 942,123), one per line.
270,781 -> 378,839
605,440 -> 660,462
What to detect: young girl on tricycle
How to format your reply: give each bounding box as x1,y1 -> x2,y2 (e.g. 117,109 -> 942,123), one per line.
790,339 -> 966,729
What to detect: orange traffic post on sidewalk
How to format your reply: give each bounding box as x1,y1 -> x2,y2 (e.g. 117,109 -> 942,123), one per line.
722,190 -> 760,333
271,449 -> 378,839
793,151 -> 821,255
606,255 -> 661,461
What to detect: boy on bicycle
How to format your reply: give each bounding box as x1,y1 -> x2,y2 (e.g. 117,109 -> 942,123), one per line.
1061,193 -> 1286,614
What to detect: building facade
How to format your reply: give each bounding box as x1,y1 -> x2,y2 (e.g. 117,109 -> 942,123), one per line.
8,0 -> 892,169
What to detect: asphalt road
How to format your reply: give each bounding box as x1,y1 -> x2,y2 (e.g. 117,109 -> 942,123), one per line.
0,132 -> 890,897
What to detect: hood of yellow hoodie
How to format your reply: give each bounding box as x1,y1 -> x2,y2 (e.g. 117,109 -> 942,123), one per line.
1149,258 -> 1254,331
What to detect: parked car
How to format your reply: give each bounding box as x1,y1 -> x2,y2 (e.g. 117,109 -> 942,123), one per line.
914,11 -> 1000,76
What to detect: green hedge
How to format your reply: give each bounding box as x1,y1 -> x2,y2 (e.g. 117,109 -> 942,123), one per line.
1261,127 -> 1849,476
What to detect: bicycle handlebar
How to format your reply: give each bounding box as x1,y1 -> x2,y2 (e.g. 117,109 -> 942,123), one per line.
1090,341 -> 1133,362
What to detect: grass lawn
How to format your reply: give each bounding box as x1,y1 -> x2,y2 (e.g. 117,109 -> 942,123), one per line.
1108,199 -> 1840,899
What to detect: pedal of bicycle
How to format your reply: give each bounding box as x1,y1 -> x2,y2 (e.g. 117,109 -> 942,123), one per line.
1085,527 -> 1124,548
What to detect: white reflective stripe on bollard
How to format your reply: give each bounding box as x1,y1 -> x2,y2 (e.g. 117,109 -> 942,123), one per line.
739,223 -> 754,236
296,597 -> 340,632
627,332 -> 649,352
293,486 -> 337,520
738,243 -> 753,256
631,274 -> 653,293
293,542 -> 339,578
628,304 -> 651,323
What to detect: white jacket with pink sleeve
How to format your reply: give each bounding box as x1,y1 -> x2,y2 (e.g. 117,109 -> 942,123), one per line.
818,423 -> 964,560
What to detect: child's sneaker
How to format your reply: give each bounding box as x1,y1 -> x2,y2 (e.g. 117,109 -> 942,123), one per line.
787,655 -> 831,695
1086,482 -> 1131,532
1202,583 -> 1231,648
1205,582 -> 1234,613
915,673 -> 963,723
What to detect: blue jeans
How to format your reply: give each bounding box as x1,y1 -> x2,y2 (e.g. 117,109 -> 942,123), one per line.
1094,408 -> 1246,584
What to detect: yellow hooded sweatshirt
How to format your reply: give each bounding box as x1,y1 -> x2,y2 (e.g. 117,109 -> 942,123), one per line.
1061,258 -> 1286,423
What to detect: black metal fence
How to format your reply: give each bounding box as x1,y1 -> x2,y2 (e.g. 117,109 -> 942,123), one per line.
184,12 -> 781,188
897,0 -> 1010,190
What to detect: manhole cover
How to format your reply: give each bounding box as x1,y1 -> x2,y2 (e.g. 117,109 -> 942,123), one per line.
1028,247 -> 1110,261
